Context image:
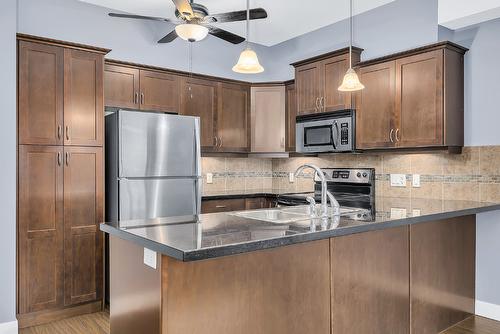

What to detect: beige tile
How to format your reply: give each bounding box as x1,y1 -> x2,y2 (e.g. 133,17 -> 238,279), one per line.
279,176 -> 296,191
225,158 -> 247,172
246,158 -> 263,172
411,153 -> 444,175
225,177 -> 245,191
272,177 -> 281,189
245,177 -> 263,190
202,177 -> 225,192
479,183 -> 500,202
357,154 -> 383,173
411,182 -> 443,199
296,177 -> 314,192
262,177 -> 273,189
480,146 -> 500,175
442,182 -> 479,201
201,157 -> 225,173
383,154 -> 411,174
382,182 -> 411,198
443,147 -> 479,175
262,159 -> 273,172
333,154 -> 358,168
375,180 -> 386,197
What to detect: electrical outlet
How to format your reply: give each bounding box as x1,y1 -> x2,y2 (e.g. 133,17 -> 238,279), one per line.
412,209 -> 421,217
143,248 -> 157,269
412,174 -> 421,188
390,208 -> 407,219
206,173 -> 213,184
289,172 -> 295,183
390,174 -> 407,187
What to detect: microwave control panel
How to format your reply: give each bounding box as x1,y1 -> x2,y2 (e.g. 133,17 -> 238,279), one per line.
340,123 -> 349,145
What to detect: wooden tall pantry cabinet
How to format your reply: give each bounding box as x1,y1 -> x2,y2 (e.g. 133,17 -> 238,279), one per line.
16,35 -> 108,328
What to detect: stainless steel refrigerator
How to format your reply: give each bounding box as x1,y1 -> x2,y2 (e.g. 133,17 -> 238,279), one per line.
105,109 -> 202,222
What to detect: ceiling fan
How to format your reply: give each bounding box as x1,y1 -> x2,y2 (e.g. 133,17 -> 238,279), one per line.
108,0 -> 268,44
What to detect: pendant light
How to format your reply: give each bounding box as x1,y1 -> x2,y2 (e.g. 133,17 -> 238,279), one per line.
232,0 -> 264,74
338,0 -> 364,92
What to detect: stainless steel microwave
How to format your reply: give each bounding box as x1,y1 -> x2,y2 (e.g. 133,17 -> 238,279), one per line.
296,109 -> 356,153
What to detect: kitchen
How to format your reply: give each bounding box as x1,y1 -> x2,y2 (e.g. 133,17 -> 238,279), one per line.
2,0 -> 500,333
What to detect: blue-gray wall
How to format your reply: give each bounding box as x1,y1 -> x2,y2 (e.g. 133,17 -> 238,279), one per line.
0,0 -> 17,327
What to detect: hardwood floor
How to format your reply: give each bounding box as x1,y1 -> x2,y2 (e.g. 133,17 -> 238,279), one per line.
18,313 -> 499,334
20,312 -> 109,334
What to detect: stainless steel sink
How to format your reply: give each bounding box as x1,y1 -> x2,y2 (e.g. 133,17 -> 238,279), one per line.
231,209 -> 308,224
282,205 -> 362,216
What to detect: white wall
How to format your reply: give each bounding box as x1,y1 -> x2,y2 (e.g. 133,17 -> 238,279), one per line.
0,0 -> 18,332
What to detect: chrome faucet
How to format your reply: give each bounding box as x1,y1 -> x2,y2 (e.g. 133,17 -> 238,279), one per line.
295,164 -> 339,220
306,196 -> 316,217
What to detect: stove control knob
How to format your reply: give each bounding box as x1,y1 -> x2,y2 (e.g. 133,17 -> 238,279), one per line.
362,172 -> 368,178
356,172 -> 361,178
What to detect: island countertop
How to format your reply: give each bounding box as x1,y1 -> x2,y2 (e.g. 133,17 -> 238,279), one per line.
100,197 -> 500,262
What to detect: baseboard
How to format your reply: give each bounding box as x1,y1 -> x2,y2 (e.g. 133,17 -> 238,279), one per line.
0,320 -> 18,334
476,300 -> 500,321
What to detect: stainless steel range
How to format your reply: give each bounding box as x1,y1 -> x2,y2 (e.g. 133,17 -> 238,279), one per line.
278,167 -> 375,221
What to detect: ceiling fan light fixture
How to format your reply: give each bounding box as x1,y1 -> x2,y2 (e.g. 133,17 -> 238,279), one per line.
175,23 -> 209,42
338,68 -> 365,92
232,48 -> 264,74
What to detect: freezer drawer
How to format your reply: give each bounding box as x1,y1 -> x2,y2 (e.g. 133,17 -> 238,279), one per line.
119,111 -> 200,178
119,179 -> 199,221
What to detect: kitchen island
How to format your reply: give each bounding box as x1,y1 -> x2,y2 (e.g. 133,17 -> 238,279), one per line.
101,197 -> 500,334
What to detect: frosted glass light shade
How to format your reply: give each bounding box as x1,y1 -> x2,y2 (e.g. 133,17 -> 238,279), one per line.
338,68 -> 365,92
175,24 -> 209,42
232,48 -> 264,74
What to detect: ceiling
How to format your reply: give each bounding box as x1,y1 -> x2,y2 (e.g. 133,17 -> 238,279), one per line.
439,0 -> 500,30
78,0 -> 396,46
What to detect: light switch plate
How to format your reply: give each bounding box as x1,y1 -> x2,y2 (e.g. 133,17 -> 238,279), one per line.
412,209 -> 421,217
412,174 -> 421,188
390,208 -> 407,219
206,173 -> 213,184
390,174 -> 407,187
144,248 -> 157,269
289,172 -> 295,183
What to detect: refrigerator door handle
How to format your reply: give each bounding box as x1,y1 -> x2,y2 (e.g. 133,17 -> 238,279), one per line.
193,117 -> 202,216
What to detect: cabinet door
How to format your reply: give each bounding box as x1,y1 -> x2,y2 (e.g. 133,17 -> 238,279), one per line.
63,146 -> 103,306
217,83 -> 250,152
140,70 -> 180,113
322,55 -> 351,112
64,49 -> 104,146
18,41 -> 64,145
295,63 -> 321,115
251,86 -> 285,153
396,50 -> 444,147
104,64 -> 140,109
356,61 -> 397,149
180,77 -> 218,150
285,83 -> 297,152
18,145 -> 64,313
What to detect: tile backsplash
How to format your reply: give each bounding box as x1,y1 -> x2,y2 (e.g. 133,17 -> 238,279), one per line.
202,146 -> 500,202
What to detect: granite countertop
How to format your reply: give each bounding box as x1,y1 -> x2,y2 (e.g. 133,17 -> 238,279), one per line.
100,197 -> 500,262
202,188 -> 307,200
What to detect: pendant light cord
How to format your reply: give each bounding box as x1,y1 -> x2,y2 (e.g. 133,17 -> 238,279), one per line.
246,0 -> 250,49
349,0 -> 353,69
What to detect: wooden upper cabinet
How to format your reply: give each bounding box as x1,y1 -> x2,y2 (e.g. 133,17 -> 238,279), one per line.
217,82 -> 250,152
64,49 -> 104,146
322,54 -> 354,112
356,61 -> 397,149
18,145 -> 64,313
104,64 -> 140,109
295,63 -> 321,115
63,146 -> 103,306
180,77 -> 218,150
285,82 -> 297,152
139,70 -> 180,113
396,50 -> 443,147
18,41 -> 64,145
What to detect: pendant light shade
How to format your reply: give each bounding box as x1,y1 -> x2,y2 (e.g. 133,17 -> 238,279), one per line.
232,48 -> 264,73
338,0 -> 364,92
233,0 -> 264,74
175,23 -> 209,42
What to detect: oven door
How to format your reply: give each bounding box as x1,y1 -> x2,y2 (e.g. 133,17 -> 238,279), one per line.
296,119 -> 338,153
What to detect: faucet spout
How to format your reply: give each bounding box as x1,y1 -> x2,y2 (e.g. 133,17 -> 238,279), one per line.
294,164 -> 329,219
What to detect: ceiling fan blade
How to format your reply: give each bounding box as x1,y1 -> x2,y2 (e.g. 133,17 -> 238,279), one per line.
171,0 -> 194,18
109,13 -> 173,23
158,30 -> 178,43
205,8 -> 268,23
207,26 -> 245,44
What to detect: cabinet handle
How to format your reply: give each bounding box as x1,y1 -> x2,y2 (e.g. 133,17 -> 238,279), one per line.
65,126 -> 70,141
215,205 -> 227,209
214,136 -> 218,147
395,128 -> 401,142
57,125 -> 62,140
140,92 -> 144,105
314,97 -> 319,112
320,97 -> 325,111
134,92 -> 139,104
65,152 -> 70,166
219,137 -> 223,148
389,129 -> 394,143
57,152 -> 62,166
281,137 -> 285,148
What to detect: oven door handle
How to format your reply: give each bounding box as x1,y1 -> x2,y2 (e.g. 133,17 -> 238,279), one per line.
331,121 -> 339,150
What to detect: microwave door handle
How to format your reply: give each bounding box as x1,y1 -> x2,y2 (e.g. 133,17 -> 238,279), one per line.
331,121 -> 338,150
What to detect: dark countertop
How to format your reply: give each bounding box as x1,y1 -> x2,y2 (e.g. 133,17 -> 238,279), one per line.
100,197 -> 500,262
201,188 -> 306,200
